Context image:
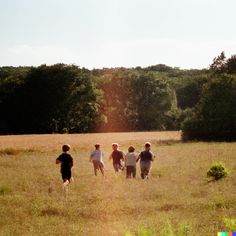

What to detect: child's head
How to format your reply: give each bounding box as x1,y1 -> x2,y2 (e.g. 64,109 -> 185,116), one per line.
62,144 -> 70,152
95,144 -> 100,150
112,143 -> 119,151
144,142 -> 151,151
128,146 -> 135,153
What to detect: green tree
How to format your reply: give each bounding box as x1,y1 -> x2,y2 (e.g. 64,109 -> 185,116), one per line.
130,73 -> 173,130
182,74 -> 236,140
13,64 -> 100,133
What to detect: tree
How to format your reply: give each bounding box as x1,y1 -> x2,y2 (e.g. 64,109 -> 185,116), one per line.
227,55 -> 236,74
209,51 -> 227,74
130,73 -> 173,130
182,74 -> 236,140
10,64 -> 100,133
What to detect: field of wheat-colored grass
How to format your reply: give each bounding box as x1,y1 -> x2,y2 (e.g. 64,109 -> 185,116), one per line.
0,132 -> 236,236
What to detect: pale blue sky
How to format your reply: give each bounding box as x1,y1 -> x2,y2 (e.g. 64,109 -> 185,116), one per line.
0,0 -> 236,69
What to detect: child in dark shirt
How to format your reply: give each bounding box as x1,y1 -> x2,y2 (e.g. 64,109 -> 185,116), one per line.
56,144 -> 73,187
109,143 -> 125,172
137,142 -> 154,179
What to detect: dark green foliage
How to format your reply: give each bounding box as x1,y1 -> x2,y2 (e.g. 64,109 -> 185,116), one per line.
182,52 -> 236,141
1,52 -> 236,136
182,75 -> 236,140
209,51 -> 227,74
130,72 -> 173,130
207,162 -> 228,180
0,64 -> 100,133
227,55 -> 236,74
0,185 -> 12,195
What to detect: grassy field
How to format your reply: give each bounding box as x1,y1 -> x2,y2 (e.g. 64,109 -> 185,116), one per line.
0,131 -> 236,236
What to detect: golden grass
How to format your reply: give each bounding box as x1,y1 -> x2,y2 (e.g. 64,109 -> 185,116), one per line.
0,132 -> 236,236
0,131 -> 181,152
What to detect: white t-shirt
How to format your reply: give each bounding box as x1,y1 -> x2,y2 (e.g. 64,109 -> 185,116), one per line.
90,150 -> 104,162
125,152 -> 137,166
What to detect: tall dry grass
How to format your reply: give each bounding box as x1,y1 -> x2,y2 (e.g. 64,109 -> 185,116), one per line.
0,132 -> 235,235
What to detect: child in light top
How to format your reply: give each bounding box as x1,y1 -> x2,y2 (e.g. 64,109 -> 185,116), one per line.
90,144 -> 105,176
125,146 -> 137,178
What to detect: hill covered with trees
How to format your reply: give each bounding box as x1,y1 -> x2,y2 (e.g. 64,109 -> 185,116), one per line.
0,52 -> 236,140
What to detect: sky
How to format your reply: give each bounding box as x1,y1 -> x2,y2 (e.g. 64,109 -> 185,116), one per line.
0,0 -> 236,69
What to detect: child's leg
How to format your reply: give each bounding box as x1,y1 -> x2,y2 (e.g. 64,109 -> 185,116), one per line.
126,166 -> 130,178
140,161 -> 146,179
100,167 -> 105,176
98,162 -> 105,176
145,162 -> 151,178
126,166 -> 132,178
113,163 -> 119,172
63,179 -> 70,186
132,166 -> 136,178
94,167 -> 97,176
93,161 -> 98,176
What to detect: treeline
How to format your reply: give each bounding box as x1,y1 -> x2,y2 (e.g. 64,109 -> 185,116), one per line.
0,52 -> 236,140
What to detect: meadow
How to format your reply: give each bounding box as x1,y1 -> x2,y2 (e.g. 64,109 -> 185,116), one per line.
0,131 -> 236,236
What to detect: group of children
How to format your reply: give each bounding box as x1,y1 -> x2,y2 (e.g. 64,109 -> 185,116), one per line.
56,142 -> 155,187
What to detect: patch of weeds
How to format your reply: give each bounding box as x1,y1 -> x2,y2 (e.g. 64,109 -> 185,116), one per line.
0,148 -> 21,156
160,221 -> 191,236
160,221 -> 174,236
151,169 -> 163,178
41,207 -> 61,216
124,231 -> 133,236
31,200 -> 61,217
159,203 -> 182,211
0,185 -> 12,195
223,217 -> 236,231
136,226 -> 155,236
0,148 -> 37,156
31,200 -> 44,216
124,226 -> 155,236
207,162 -> 229,180
210,198 -> 236,210
176,223 -> 192,236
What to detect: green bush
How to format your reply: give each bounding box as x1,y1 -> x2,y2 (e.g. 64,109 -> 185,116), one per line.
224,217 -> 236,231
207,162 -> 228,180
0,185 -> 12,195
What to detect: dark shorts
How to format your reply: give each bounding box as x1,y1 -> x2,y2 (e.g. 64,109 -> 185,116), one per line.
61,169 -> 72,181
126,166 -> 136,178
113,163 -> 124,172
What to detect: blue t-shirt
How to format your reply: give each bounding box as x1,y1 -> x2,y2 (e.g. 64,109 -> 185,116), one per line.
140,150 -> 153,162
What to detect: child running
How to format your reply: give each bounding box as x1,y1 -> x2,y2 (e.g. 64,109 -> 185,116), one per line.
125,146 -> 137,178
136,142 -> 155,179
109,143 -> 125,172
56,144 -> 74,189
90,144 -> 105,177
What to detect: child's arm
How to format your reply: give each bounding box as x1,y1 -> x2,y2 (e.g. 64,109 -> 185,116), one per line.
90,151 -> 94,161
108,153 -> 112,161
136,155 -> 140,162
121,152 -> 125,161
56,157 -> 61,164
69,159 -> 74,168
151,152 -> 155,161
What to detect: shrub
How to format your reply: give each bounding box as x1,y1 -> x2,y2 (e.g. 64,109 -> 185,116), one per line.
223,217 -> 236,231
207,162 -> 228,180
0,185 -> 12,195
0,148 -> 21,155
124,226 -> 155,236
160,221 -> 174,236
